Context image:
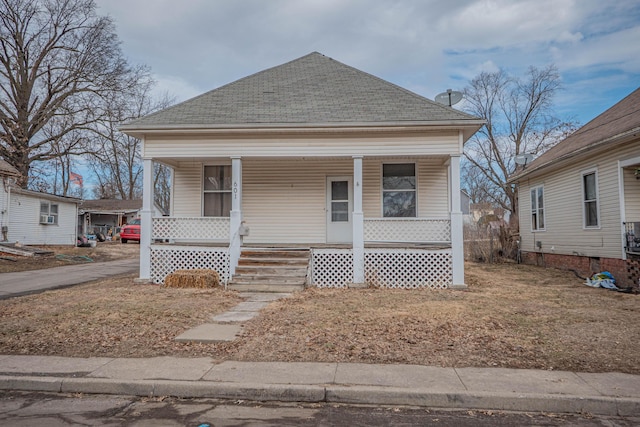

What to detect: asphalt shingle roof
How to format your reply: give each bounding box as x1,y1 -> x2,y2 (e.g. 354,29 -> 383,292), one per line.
0,158 -> 19,176
123,52 -> 478,129
511,87 -> 640,181
80,199 -> 142,212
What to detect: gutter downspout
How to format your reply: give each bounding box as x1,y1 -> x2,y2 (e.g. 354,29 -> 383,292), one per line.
3,182 -> 11,242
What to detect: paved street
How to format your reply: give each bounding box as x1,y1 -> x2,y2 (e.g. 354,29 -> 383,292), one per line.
1,391 -> 639,426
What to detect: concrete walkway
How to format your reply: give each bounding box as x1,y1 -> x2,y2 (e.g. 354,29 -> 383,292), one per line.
0,258 -> 139,299
176,292 -> 291,343
1,263 -> 639,416
0,355 -> 638,416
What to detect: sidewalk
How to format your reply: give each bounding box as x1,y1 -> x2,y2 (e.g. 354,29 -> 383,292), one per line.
1,263 -> 639,416
0,258 -> 139,299
0,355 -> 638,416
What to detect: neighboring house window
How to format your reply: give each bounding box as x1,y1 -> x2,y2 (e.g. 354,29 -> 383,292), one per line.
203,165 -> 231,217
40,202 -> 58,225
382,163 -> 416,217
583,171 -> 599,228
530,186 -> 544,231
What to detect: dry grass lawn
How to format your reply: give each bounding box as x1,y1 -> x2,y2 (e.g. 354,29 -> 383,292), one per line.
0,242 -> 140,273
0,261 -> 638,374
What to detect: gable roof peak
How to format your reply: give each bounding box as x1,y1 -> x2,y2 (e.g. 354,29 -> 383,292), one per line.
121,52 -> 482,132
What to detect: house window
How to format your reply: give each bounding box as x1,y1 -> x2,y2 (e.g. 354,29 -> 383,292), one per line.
383,163 -> 416,217
530,186 -> 544,231
583,171 -> 599,227
203,165 -> 231,217
40,201 -> 59,225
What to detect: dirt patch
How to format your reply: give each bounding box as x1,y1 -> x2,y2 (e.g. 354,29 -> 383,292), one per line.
0,242 -> 139,273
0,261 -> 638,373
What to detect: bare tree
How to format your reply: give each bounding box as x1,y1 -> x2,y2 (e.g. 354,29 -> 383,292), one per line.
154,162 -> 171,214
87,71 -> 173,200
0,0 -> 132,187
462,65 -> 577,226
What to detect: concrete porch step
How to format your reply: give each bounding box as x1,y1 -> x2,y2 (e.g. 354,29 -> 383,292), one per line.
230,275 -> 306,285
230,248 -> 311,293
234,266 -> 307,276
231,274 -> 306,283
227,283 -> 304,293
238,257 -> 309,266
241,249 -> 310,258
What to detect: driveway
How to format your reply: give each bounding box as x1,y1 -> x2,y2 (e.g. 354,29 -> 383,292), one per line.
0,258 -> 139,299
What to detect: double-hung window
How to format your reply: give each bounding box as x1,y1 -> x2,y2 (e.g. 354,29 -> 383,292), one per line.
583,171 -> 599,228
40,202 -> 58,225
530,185 -> 544,231
203,165 -> 231,217
382,163 -> 416,217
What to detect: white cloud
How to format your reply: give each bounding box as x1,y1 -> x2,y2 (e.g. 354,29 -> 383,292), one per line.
95,0 -> 640,124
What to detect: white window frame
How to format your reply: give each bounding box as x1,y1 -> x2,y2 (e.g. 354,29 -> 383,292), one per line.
582,168 -> 600,229
530,185 -> 545,231
380,162 -> 418,218
202,164 -> 232,217
39,201 -> 59,225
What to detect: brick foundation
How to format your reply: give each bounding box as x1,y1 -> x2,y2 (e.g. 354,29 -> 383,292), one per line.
521,251 -> 639,290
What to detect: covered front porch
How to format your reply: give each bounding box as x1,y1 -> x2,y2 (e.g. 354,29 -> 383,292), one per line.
621,156 -> 640,257
139,154 -> 465,289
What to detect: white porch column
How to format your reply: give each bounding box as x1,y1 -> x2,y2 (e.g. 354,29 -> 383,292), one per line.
138,158 -> 154,282
352,156 -> 365,284
229,156 -> 243,276
449,154 -> 466,289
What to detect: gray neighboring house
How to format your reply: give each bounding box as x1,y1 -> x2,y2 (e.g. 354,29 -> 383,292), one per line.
78,199 -> 166,238
79,199 -> 143,238
120,52 -> 484,288
510,87 -> 640,288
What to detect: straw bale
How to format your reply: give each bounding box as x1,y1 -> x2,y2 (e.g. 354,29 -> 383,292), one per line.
164,269 -> 221,288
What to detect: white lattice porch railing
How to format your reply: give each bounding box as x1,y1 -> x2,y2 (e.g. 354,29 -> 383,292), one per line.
152,216 -> 230,241
364,218 -> 451,243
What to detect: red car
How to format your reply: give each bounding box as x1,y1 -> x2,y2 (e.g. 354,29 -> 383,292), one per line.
120,218 -> 141,243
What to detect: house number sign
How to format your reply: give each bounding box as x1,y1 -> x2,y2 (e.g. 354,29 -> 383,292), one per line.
233,181 -> 238,199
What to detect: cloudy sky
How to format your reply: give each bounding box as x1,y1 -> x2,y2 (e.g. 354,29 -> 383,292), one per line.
95,0 -> 640,125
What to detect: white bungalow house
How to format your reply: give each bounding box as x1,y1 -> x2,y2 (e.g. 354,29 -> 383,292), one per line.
120,52 -> 484,289
1,159 -> 80,246
510,87 -> 640,289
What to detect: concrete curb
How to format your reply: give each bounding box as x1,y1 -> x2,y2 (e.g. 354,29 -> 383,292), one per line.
1,375 -> 638,416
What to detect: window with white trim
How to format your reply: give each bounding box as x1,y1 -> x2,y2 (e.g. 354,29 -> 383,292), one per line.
203,165 -> 231,217
530,185 -> 544,231
583,171 -> 599,227
382,163 -> 416,217
39,201 -> 58,225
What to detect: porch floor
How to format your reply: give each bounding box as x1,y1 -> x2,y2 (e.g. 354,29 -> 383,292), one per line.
151,242 -> 451,250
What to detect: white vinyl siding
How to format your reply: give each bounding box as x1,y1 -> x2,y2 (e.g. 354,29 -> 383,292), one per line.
623,166 -> 640,221
169,158 -> 451,244
143,132 -> 461,159
518,140 -> 638,259
6,192 -> 77,245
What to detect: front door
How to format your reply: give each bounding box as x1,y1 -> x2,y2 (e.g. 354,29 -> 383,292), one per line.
326,177 -> 353,243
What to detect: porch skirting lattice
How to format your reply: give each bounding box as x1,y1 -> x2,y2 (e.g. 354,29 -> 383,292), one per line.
311,248 -> 452,289
149,246 -> 452,288
150,245 -> 230,285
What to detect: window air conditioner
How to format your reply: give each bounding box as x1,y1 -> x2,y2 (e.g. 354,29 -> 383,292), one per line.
40,214 -> 49,224
47,216 -> 55,224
